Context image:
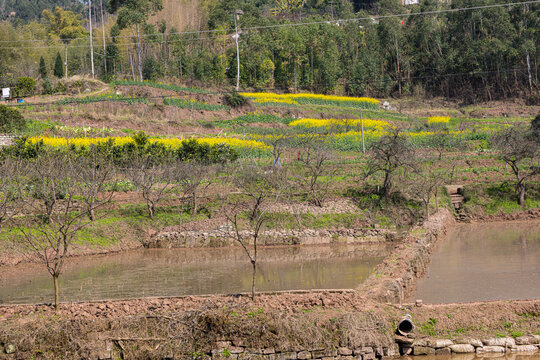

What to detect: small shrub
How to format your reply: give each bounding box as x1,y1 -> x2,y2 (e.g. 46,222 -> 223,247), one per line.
14,77 -> 36,97
54,81 -> 66,94
42,78 -> 54,95
224,91 -> 247,108
0,105 -> 26,133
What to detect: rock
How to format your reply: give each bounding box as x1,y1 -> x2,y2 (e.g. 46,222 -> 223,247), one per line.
297,351 -> 312,359
511,345 -> 538,352
216,341 -> 232,350
413,346 -> 435,355
429,339 -> 453,348
5,344 -> 16,354
449,344 -> 475,353
229,346 -> 245,354
457,338 -> 483,347
238,355 -> 265,360
233,339 -> 245,347
363,352 -> 375,360
263,348 -> 276,355
516,336 -> 539,345
384,344 -> 399,356
415,300 -> 423,307
269,352 -> 297,360
435,347 -> 451,355
396,336 -> 414,345
312,349 -> 337,358
483,337 -> 515,347
412,338 -> 428,347
477,346 -> 505,354
338,347 -> 352,356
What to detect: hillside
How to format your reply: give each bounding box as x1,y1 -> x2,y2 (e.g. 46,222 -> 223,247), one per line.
0,0 -> 83,21
150,0 -> 206,33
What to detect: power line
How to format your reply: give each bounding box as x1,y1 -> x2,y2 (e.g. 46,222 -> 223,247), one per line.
0,0 -> 537,46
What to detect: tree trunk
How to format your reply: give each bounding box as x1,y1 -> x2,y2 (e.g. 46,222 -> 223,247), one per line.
517,183 -> 526,206
53,275 -> 59,310
136,23 -> 143,81
88,196 -> 96,221
526,49 -> 533,92
192,192 -> 197,215
128,47 -> 136,81
251,260 -> 256,301
148,203 -> 155,219
383,172 -> 392,198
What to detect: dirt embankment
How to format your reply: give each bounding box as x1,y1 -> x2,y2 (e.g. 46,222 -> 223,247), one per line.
359,209 -> 456,303
465,208 -> 540,222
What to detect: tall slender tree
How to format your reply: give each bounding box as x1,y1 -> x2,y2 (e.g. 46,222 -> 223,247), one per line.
39,56 -> 48,78
54,52 -> 64,78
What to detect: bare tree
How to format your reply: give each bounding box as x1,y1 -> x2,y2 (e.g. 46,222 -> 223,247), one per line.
294,136 -> 334,207
17,151 -> 93,310
175,162 -> 216,215
222,165 -> 285,300
71,146 -> 116,221
365,128 -> 417,198
268,133 -> 289,168
406,160 -> 447,219
125,155 -> 176,219
492,126 -> 539,205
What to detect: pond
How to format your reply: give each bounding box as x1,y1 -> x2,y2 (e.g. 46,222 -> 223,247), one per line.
0,243 -> 391,304
413,221 -> 540,304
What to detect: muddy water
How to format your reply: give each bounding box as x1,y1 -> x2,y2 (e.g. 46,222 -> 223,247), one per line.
414,354 -> 540,360
0,243 -> 391,304
413,221 -> 540,304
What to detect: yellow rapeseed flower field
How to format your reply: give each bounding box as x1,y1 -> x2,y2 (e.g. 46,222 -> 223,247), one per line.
240,92 -> 380,109
26,137 -> 269,150
288,118 -> 389,130
427,116 -> 451,124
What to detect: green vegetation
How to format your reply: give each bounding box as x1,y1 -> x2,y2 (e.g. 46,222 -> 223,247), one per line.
56,94 -> 149,105
163,97 -> 229,111
111,80 -> 215,95
0,105 -> 26,133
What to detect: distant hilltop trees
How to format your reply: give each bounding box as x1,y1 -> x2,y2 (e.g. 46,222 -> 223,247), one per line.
0,0 -> 83,22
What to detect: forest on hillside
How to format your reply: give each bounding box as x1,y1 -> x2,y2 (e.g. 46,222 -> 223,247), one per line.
0,0 -> 83,21
0,0 -> 538,102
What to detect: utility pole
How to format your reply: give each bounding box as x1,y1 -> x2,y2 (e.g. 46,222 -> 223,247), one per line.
100,0 -> 107,75
360,108 -> 365,154
233,10 -> 243,92
65,43 -> 68,79
89,0 -> 95,78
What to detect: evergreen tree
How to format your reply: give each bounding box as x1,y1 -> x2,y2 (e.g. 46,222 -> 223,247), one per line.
39,56 -> 48,78
54,52 -> 64,78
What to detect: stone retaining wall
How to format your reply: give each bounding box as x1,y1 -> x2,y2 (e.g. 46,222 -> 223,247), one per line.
59,336 -> 540,360
397,335 -> 540,356
149,228 -> 394,248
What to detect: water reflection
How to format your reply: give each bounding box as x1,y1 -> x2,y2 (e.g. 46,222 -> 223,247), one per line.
0,243 -> 391,304
413,221 -> 540,304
